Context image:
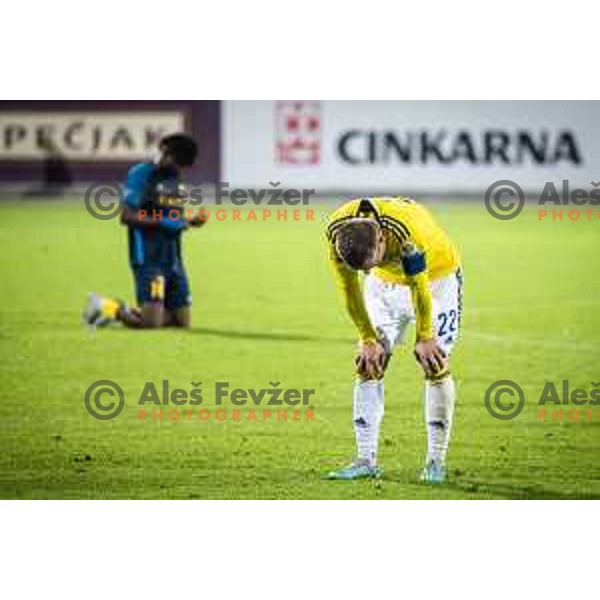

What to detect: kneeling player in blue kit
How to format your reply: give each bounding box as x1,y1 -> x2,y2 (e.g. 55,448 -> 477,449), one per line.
83,133 -> 206,329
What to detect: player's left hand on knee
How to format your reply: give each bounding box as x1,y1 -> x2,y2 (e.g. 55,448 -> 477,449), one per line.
414,339 -> 447,377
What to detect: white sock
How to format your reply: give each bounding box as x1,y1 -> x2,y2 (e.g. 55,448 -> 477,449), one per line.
424,375 -> 456,464
353,379 -> 384,466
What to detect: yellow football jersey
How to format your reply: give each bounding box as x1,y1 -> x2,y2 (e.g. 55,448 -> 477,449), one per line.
326,196 -> 460,342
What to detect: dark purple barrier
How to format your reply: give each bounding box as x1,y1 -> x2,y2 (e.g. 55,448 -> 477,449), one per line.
0,100 -> 220,185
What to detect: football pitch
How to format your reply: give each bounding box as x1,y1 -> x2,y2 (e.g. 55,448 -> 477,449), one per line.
0,198 -> 599,499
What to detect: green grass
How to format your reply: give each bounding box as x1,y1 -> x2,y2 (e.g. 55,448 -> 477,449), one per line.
0,197 -> 599,499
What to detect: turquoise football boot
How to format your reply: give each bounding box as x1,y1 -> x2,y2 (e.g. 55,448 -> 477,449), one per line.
420,460 -> 447,484
326,461 -> 382,480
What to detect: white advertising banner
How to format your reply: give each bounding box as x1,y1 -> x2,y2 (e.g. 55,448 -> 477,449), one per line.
0,111 -> 185,161
222,101 -> 600,194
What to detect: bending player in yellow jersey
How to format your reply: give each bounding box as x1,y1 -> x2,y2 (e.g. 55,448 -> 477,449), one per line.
325,197 -> 462,483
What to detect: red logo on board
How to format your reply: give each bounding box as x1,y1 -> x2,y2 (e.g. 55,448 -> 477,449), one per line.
275,101 -> 321,165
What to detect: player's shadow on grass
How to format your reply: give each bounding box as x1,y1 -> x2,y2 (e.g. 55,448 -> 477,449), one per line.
445,479 -> 600,500
190,326 -> 351,344
380,470 -> 600,499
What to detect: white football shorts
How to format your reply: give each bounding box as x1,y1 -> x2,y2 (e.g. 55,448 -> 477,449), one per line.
364,269 -> 463,355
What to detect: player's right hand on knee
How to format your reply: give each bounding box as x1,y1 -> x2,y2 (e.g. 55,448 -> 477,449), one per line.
413,339 -> 447,377
355,340 -> 386,379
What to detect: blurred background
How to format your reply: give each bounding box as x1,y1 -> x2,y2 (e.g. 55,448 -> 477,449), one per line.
1,100 -> 599,197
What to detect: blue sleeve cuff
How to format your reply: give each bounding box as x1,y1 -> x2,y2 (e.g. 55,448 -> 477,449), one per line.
401,251 -> 427,276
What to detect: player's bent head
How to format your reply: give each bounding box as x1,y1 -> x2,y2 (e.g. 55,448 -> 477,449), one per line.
335,219 -> 385,271
160,133 -> 198,168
